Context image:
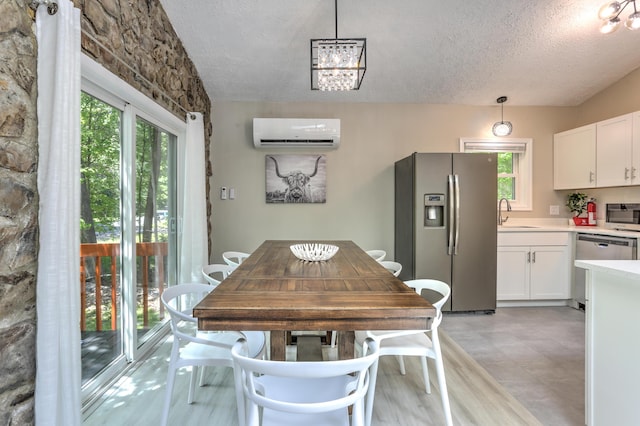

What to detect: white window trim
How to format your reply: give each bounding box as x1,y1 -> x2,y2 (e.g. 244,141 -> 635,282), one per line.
459,137 -> 533,211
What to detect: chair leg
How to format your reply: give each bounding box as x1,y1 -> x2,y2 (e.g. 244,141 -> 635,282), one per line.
233,363 -> 246,426
420,356 -> 431,394
432,335 -> 453,426
160,367 -> 177,426
352,399 -> 365,426
365,349 -> 379,426
396,355 -> 406,375
198,366 -> 207,387
330,330 -> 337,348
188,366 -> 199,404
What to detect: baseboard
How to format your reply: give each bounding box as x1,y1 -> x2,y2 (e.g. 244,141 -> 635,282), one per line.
497,300 -> 571,308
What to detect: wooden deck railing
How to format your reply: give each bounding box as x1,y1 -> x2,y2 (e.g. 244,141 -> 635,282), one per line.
80,242 -> 168,331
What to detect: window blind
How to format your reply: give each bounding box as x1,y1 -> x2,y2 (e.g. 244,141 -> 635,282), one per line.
462,141 -> 526,153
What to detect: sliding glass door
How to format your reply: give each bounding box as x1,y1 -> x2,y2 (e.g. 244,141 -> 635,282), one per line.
132,116 -> 177,348
79,92 -> 123,385
80,90 -> 178,391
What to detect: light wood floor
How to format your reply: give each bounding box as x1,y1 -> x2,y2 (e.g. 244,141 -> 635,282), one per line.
83,322 -> 544,425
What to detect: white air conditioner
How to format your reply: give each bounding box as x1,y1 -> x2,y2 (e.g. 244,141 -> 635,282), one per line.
253,118 -> 340,148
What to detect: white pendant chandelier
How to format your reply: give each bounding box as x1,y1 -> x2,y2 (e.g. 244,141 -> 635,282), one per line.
310,0 -> 367,91
492,96 -> 513,137
598,1 -> 640,34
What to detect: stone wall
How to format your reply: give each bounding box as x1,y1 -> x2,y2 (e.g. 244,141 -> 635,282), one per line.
0,0 -> 212,423
72,0 -> 213,255
0,0 -> 38,424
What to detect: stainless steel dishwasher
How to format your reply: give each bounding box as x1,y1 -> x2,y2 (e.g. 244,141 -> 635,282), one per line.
573,233 -> 637,309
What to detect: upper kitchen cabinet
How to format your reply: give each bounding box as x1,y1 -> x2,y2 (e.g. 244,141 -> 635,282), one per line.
554,111 -> 640,190
596,113 -> 633,187
633,112 -> 640,185
554,124 -> 596,190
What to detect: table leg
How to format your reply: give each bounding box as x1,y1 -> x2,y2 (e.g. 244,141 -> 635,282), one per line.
338,330 -> 355,360
270,330 -> 286,361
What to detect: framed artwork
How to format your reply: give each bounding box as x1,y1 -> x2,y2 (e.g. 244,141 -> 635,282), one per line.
265,154 -> 326,203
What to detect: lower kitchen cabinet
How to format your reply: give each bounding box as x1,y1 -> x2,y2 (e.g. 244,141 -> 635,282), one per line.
497,232 -> 571,302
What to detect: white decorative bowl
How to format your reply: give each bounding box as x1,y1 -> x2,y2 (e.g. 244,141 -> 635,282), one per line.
290,243 -> 339,262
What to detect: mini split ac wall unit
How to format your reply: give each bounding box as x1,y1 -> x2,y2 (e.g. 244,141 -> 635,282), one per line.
253,118 -> 340,148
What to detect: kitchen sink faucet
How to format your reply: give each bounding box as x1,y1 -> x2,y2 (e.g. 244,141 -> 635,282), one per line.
498,198 -> 512,225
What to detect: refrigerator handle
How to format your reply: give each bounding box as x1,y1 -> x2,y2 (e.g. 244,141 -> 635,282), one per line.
453,174 -> 460,255
447,174 -> 455,255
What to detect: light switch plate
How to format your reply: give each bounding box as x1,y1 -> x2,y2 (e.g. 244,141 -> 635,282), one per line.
550,205 -> 560,215
229,188 -> 235,199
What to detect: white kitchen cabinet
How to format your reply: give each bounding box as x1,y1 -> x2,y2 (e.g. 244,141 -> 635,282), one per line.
497,232 -> 571,301
596,113 -> 633,187
496,246 -> 529,299
553,124 -> 596,190
633,112 -> 640,185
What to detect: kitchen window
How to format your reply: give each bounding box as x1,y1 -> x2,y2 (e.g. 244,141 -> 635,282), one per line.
459,138 -> 532,211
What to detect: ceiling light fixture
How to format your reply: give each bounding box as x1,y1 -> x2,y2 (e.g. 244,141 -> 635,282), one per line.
598,0 -> 640,33
492,96 -> 513,137
310,0 -> 366,91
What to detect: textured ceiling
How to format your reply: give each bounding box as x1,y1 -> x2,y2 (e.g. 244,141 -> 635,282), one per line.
158,0 -> 640,106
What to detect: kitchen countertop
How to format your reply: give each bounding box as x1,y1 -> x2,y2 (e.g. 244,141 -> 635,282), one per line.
574,259 -> 640,279
498,219 -> 640,239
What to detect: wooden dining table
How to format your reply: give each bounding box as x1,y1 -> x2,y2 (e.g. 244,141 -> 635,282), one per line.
193,240 -> 436,360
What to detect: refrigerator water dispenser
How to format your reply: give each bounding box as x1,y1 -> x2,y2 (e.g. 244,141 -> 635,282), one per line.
424,194 -> 445,227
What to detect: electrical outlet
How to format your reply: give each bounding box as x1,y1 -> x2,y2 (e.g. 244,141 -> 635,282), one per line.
220,186 -> 227,200
550,205 -> 560,215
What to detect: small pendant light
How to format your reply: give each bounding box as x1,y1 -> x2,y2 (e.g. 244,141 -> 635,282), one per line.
492,96 -> 513,137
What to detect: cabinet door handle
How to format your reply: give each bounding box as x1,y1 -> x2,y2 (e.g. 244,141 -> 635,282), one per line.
532,251 -> 536,263
589,171 -> 595,183
527,252 -> 531,263
625,167 -> 630,180
633,167 -> 637,180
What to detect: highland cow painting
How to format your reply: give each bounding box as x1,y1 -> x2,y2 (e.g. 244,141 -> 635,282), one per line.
265,154 -> 327,203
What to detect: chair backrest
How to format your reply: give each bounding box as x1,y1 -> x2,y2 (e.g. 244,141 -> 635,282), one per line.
161,284 -> 215,343
365,250 -> 386,262
379,260 -> 402,277
403,279 -> 451,328
162,283 -> 211,322
202,263 -> 235,286
232,338 -> 379,426
223,251 -> 251,267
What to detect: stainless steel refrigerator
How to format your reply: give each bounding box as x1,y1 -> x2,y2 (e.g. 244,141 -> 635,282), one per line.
395,152 -> 497,312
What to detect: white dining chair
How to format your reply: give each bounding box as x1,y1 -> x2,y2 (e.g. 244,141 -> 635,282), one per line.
223,251 -> 251,267
232,337 -> 380,426
356,279 -> 452,426
160,283 -> 266,426
379,260 -> 402,277
202,263 -> 235,287
365,250 -> 386,262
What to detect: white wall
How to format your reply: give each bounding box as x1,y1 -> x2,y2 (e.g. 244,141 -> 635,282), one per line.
208,101 -> 574,262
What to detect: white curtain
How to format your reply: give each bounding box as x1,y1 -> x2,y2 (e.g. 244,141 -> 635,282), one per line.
35,1 -> 82,425
179,112 -> 208,283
